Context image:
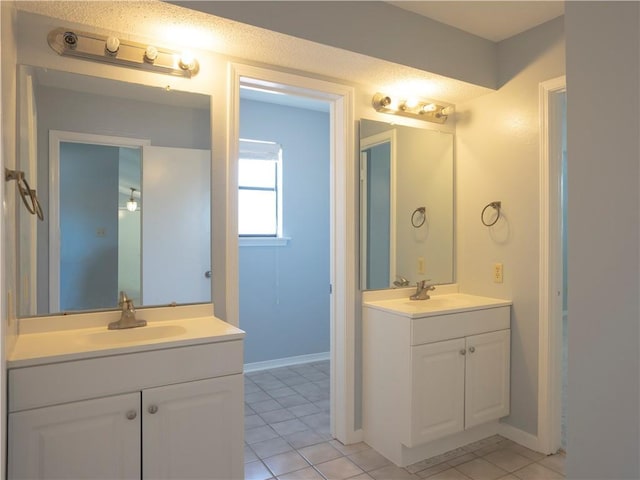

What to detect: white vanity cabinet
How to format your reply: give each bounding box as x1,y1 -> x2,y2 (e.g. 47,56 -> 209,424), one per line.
410,329 -> 510,446
7,322 -> 244,480
363,294 -> 511,466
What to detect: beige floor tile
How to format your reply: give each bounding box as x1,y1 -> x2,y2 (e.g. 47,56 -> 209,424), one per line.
246,460 -> 274,480
506,445 -> 545,462
538,454 -> 565,475
251,437 -> 294,459
447,454 -> 478,468
497,476 -> 519,480
347,474 -> 375,480
415,462 -> 451,478
263,451 -> 311,477
512,463 -> 564,480
368,464 -> 420,479
298,442 -> 343,465
482,449 -> 534,473
347,448 -> 392,472
277,466 -> 325,480
426,468 -> 473,480
329,440 -> 371,456
315,457 -> 365,480
455,458 -> 508,480
285,429 -> 328,449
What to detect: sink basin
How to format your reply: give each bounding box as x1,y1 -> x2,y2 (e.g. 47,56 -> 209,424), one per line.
364,293 -> 511,318
80,324 -> 188,346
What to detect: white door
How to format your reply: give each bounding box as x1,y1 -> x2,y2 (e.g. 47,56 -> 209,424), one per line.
8,393 -> 140,480
142,375 -> 243,480
142,146 -> 211,306
465,329 -> 511,429
409,337 -> 466,446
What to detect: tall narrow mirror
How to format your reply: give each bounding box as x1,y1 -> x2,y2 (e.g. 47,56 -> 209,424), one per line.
17,66 -> 212,317
360,119 -> 454,290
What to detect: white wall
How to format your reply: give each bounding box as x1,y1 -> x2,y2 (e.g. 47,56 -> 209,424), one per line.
456,17 -> 565,435
565,3 -> 640,478
1,1 -> 18,474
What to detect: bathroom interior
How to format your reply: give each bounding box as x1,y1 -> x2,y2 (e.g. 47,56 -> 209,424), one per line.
1,1 -> 638,480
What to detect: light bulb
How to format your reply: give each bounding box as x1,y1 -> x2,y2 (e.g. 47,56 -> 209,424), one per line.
105,36 -> 120,55
421,103 -> 437,113
126,199 -> 137,212
144,45 -> 158,63
179,51 -> 195,70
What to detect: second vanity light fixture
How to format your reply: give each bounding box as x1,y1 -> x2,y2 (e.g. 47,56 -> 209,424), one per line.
372,92 -> 454,124
47,27 -> 199,78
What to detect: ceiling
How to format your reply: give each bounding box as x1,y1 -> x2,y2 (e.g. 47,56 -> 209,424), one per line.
388,1 -> 564,42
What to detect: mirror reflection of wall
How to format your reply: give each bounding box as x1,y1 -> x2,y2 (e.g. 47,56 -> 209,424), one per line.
360,119 -> 454,291
17,66 -> 212,317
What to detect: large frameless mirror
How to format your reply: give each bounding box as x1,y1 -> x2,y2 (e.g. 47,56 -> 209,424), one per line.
360,119 -> 454,290
17,66 -> 212,317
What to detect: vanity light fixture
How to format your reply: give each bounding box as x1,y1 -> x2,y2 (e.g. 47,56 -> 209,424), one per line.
126,188 -> 138,212
372,92 -> 453,124
48,27 -> 200,78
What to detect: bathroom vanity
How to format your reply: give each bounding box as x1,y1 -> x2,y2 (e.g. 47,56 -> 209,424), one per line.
363,292 -> 511,467
7,305 -> 244,480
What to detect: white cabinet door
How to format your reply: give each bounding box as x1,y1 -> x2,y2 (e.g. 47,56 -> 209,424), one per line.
409,337 -> 466,446
8,393 -> 140,480
465,329 -> 511,429
142,374 -> 243,480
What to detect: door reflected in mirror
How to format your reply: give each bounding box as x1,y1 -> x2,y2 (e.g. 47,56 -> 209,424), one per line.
17,66 -> 212,317
360,119 -> 454,290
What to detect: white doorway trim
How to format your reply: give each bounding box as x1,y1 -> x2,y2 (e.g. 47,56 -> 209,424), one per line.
228,63 -> 358,444
48,130 -> 150,312
537,75 -> 566,455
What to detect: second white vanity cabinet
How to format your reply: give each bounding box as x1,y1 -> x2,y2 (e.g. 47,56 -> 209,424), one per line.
363,294 -> 511,466
7,314 -> 244,480
411,329 -> 510,446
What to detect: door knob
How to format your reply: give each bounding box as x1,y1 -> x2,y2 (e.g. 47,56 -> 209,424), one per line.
126,410 -> 137,420
459,349 -> 466,355
468,346 -> 476,353
148,405 -> 159,414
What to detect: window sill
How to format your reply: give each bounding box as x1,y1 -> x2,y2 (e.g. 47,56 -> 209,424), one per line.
239,237 -> 291,247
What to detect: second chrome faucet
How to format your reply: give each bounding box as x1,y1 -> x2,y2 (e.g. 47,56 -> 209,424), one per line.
410,280 -> 435,300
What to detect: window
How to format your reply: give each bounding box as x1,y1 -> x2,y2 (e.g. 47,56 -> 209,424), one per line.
238,139 -> 283,238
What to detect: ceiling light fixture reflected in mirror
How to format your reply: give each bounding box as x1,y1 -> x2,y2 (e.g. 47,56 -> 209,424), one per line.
372,92 -> 453,124
126,187 -> 139,212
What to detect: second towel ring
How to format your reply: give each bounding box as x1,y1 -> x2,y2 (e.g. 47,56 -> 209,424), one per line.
5,168 -> 44,221
411,206 -> 426,228
481,201 -> 501,227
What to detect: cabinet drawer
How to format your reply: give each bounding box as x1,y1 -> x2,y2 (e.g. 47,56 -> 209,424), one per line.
9,340 -> 243,412
411,306 -> 510,345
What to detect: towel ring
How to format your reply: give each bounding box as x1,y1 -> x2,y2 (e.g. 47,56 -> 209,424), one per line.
5,168 -> 44,221
481,201 -> 501,227
411,206 -> 426,228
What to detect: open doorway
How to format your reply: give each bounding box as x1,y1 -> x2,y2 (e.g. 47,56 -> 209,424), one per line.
227,64 -> 357,447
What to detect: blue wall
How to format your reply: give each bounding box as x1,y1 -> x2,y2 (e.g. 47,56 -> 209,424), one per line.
239,99 -> 330,364
60,142 -> 120,311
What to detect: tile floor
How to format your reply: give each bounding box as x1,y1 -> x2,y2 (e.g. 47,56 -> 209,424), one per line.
244,361 -> 566,480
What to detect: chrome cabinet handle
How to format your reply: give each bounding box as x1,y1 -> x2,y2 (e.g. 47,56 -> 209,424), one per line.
204,270 -> 212,279
459,349 -> 466,355
148,405 -> 159,414
468,346 -> 476,353
126,410 -> 137,420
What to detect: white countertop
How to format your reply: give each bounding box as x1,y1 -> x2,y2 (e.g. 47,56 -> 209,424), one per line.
9,306 -> 245,368
363,293 -> 511,319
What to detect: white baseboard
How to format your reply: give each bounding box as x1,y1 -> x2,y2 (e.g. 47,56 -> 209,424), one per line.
244,351 -> 330,373
499,422 -> 541,452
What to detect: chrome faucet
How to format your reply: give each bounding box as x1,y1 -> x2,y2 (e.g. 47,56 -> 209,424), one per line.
410,280 -> 435,301
393,275 -> 410,288
108,291 -> 147,330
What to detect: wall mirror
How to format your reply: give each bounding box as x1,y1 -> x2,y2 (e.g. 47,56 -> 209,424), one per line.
17,66 -> 212,317
360,119 -> 454,290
